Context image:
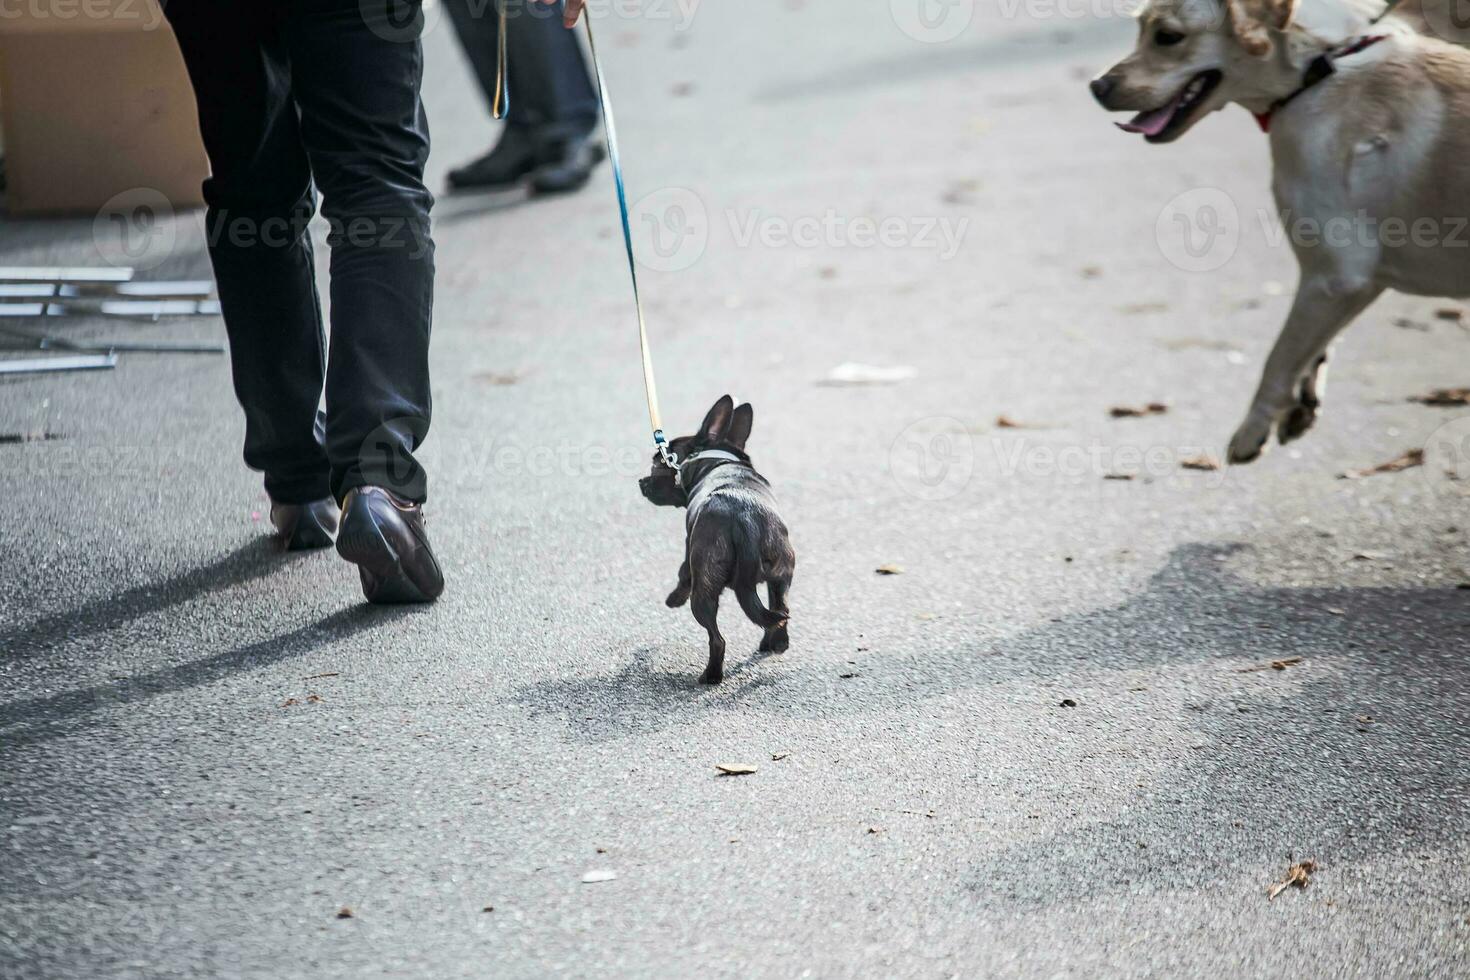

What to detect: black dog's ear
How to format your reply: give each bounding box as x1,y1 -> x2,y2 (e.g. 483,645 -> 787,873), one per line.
725,403 -> 753,451
697,395 -> 735,444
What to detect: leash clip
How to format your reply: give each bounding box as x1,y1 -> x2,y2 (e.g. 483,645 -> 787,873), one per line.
654,429 -> 685,485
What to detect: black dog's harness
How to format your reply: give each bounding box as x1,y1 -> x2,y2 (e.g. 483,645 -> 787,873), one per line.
1254,34 -> 1390,133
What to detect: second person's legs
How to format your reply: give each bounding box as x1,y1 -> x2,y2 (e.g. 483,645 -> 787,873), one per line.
443,0 -> 602,192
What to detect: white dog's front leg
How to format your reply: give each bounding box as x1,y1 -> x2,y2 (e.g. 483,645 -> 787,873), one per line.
1228,277 -> 1382,464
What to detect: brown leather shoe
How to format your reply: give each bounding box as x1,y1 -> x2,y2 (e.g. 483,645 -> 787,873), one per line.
335,486 -> 444,604
269,498 -> 340,551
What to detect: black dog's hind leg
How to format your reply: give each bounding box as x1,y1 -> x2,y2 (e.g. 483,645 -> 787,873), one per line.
691,591 -> 725,685
666,560 -> 691,608
759,576 -> 791,654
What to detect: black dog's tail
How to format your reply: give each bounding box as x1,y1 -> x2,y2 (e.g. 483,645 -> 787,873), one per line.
732,521 -> 784,629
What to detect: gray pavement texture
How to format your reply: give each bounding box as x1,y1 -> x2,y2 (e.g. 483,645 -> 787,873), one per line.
2,2 -> 1469,977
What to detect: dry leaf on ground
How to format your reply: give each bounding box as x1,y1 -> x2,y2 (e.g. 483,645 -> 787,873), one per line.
1267,861 -> 1317,901
995,414 -> 1046,429
1339,449 -> 1424,480
1238,657 -> 1303,673
473,371 -> 524,386
715,764 -> 758,776
1409,387 -> 1470,406
1109,403 -> 1169,418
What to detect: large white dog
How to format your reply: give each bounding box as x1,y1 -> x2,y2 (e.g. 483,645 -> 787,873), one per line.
1092,0 -> 1470,463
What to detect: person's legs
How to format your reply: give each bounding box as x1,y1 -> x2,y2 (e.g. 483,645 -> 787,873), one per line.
283,0 -> 436,506
284,0 -> 444,603
511,0 -> 603,193
163,0 -> 332,508
504,0 -> 598,142
441,0 -> 542,188
442,0 -> 602,191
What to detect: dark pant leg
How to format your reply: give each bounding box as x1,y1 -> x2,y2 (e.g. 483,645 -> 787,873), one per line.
164,0 -> 332,504
442,0 -> 598,140
284,0 -> 436,503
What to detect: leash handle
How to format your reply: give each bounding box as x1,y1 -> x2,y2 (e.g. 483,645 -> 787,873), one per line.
492,0 -> 509,119
583,15 -> 675,465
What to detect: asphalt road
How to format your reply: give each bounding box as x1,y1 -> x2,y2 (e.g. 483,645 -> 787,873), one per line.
2,2 -> 1468,976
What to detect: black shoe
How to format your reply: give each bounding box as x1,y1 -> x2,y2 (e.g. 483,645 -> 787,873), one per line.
269,497 -> 340,551
531,137 -> 606,195
446,126 -> 538,191
335,486 -> 445,604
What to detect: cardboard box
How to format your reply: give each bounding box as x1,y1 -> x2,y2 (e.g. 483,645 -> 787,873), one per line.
0,0 -> 208,215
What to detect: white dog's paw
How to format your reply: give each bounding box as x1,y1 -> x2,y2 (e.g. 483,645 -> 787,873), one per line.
1231,355 -> 1331,464
1278,354 -> 1327,446
1278,402 -> 1317,444
1228,414 -> 1274,465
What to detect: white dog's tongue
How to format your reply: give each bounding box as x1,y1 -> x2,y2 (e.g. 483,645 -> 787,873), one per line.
1116,93 -> 1181,136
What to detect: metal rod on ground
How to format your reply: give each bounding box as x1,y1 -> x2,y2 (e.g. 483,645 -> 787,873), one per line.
0,267 -> 133,284
0,281 -> 214,301
0,299 -> 222,319
0,325 -> 224,355
0,353 -> 118,375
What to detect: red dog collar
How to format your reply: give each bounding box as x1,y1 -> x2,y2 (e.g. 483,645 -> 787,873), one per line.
1255,35 -> 1389,133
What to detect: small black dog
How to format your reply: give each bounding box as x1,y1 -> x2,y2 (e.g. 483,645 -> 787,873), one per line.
639,395 -> 795,685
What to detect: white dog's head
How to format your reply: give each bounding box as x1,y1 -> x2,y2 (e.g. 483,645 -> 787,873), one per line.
1090,0 -> 1378,142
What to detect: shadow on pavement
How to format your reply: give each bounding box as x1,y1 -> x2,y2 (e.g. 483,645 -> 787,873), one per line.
1,600 -> 415,749
1,540 -> 299,661
964,592 -> 1470,911
510,541 -> 1469,908
432,188 -> 539,227
510,542 -> 1470,739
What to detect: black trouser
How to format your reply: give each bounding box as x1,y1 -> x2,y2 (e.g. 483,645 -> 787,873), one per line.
442,0 -> 598,143
165,0 -> 435,505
